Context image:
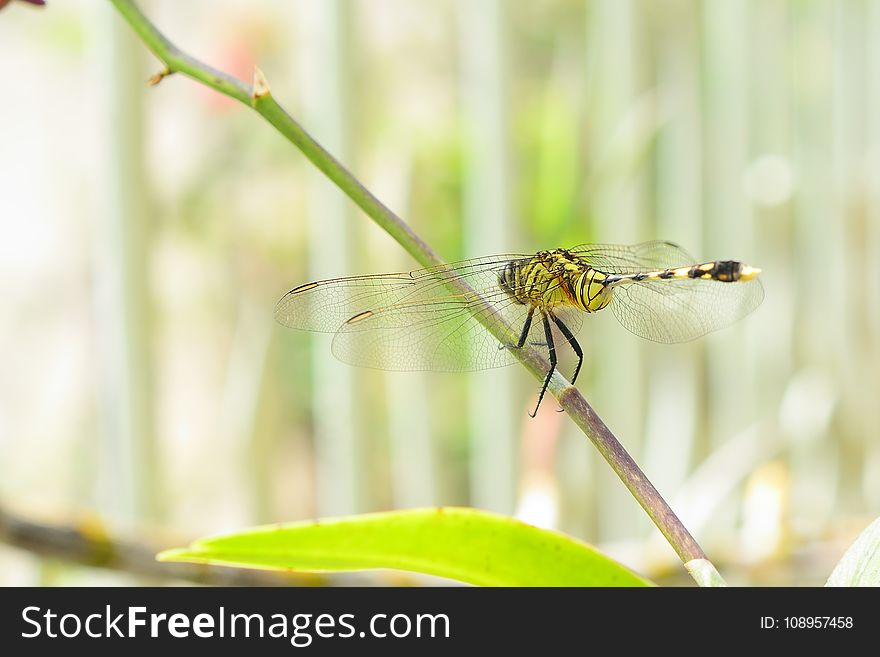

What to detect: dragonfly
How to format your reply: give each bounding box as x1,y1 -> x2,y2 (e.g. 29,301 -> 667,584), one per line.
275,241 -> 763,416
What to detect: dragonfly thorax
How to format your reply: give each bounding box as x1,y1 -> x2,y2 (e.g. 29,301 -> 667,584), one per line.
497,250 -> 612,313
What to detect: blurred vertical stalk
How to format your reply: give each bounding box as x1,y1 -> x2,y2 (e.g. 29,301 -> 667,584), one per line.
831,0 -> 867,513
702,0 -> 754,447
299,0 -> 362,516
458,0 -> 516,513
642,1 -> 702,519
748,1 -> 795,425
584,0 -> 646,542
221,297 -> 273,523
738,0 -> 795,556
865,0 -> 880,508
789,0 -> 839,532
91,7 -> 158,523
377,158 -> 437,509
386,369 -> 435,508
702,0 -> 761,542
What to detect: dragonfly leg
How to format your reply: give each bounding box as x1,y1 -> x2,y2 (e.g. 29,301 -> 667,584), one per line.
549,312 -> 583,385
530,311 -> 556,418
549,311 -> 582,414
500,306 -> 535,350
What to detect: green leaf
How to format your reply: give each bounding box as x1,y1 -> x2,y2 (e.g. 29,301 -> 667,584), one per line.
826,516 -> 880,587
158,507 -> 652,587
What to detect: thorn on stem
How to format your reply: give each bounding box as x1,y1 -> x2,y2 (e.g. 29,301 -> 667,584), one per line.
147,68 -> 173,86
252,65 -> 271,102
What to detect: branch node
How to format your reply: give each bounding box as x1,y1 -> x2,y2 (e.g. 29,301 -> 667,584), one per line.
252,65 -> 271,103
147,67 -> 173,86
685,558 -> 728,587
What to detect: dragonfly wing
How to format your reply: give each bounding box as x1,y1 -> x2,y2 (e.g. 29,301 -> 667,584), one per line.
276,272 -> 420,333
332,293 -> 528,371
332,290 -> 586,372
609,276 -> 765,343
275,255 -> 527,333
333,257 -> 588,372
276,254 -> 585,372
571,240 -> 697,273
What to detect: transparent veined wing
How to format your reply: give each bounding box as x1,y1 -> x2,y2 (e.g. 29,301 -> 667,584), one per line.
607,277 -> 764,343
275,255 -> 524,333
573,241 -> 764,343
571,240 -> 697,272
275,255 -> 584,372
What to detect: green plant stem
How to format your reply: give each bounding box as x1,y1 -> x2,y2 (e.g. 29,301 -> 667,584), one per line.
109,0 -> 718,582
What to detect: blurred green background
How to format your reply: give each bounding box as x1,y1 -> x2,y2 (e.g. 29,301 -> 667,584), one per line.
1,0 -> 878,586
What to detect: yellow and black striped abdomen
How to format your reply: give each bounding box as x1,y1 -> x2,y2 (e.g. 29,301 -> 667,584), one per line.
606,260 -> 761,286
